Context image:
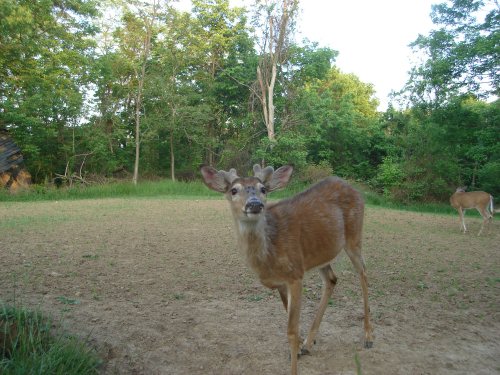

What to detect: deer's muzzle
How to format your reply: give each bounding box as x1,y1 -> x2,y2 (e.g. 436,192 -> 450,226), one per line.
245,197 -> 264,214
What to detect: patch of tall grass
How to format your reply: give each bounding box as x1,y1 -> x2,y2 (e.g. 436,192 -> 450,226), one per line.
0,179 -> 219,202
0,303 -> 100,374
0,178 -> 483,217
361,190 -> 458,215
276,179 -> 461,216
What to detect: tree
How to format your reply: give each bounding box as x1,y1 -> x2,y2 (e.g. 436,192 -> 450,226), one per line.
0,0 -> 99,182
377,96 -> 499,201
431,95 -> 500,195
191,0 -> 257,167
251,0 -> 300,142
402,0 -> 499,107
113,0 -> 164,184
148,10 -> 190,180
144,8 -> 212,180
297,68 -> 383,180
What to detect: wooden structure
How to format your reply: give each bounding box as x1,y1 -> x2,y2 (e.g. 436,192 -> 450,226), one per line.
0,130 -> 31,191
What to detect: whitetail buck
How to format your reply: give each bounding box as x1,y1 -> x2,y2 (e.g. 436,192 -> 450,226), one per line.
200,164 -> 373,375
450,187 -> 494,236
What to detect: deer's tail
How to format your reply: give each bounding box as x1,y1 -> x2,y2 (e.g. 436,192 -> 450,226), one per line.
490,195 -> 495,217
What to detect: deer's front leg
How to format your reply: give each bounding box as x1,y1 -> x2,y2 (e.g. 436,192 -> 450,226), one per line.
458,208 -> 467,233
287,280 -> 302,375
302,265 -> 337,354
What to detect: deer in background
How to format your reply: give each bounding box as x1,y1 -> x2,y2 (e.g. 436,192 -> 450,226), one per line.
200,164 -> 373,375
450,187 -> 494,236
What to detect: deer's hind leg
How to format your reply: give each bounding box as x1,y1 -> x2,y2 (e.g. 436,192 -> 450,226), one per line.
345,244 -> 373,348
301,265 -> 337,355
477,207 -> 492,236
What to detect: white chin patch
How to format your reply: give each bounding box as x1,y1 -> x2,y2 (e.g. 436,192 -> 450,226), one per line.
243,211 -> 261,219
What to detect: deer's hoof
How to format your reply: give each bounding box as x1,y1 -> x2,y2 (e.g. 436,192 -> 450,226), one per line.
364,340 -> 373,349
300,347 -> 311,356
299,339 -> 316,356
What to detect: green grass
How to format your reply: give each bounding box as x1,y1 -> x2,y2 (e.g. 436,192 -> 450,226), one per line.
275,179 -> 462,215
354,352 -> 363,375
0,303 -> 100,374
361,190 -> 458,215
0,179 -> 219,202
0,178 -> 493,217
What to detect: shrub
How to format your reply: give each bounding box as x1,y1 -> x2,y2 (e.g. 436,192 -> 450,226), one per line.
375,157 -> 405,196
477,161 -> 500,197
298,161 -> 334,184
255,133 -> 308,169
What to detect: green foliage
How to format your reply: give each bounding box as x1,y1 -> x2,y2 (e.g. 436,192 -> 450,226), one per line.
255,131 -> 308,169
0,0 -> 497,206
375,157 -> 405,197
287,43 -> 338,85
477,161 -> 500,196
376,96 -> 499,201
297,161 -> 334,184
402,0 -> 499,106
0,0 -> 99,182
295,67 -> 384,180
0,303 -> 100,374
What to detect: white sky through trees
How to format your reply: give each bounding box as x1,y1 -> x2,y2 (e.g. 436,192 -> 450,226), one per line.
298,0 -> 436,110
174,0 -> 437,110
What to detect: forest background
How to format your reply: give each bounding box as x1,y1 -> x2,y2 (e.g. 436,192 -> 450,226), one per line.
1,0 -> 498,202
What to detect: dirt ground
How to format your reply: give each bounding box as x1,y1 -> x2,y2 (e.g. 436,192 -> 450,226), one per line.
0,197 -> 499,375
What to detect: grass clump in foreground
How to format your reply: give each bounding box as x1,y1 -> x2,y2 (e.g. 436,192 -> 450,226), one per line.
1,303 -> 100,374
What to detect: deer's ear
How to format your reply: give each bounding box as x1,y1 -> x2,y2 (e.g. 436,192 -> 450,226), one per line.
266,165 -> 293,192
200,166 -> 229,193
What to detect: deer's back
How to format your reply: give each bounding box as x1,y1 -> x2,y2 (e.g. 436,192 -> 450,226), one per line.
267,177 -> 364,271
450,191 -> 491,209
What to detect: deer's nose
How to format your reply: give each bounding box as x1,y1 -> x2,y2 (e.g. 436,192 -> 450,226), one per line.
245,196 -> 264,214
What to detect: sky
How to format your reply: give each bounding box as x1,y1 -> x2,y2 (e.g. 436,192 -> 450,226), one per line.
297,0 -> 438,110
175,0 -> 439,111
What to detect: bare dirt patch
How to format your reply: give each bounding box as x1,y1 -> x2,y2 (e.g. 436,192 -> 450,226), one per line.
1,198 -> 499,375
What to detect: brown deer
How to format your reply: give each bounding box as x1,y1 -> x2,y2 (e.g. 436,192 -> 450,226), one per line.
200,164 -> 373,375
450,187 -> 494,236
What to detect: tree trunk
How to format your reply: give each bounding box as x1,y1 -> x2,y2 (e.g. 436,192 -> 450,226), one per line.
471,161 -> 478,188
133,101 -> 141,185
267,64 -> 276,140
132,74 -> 145,185
170,109 -> 176,181
255,0 -> 296,142
207,123 -> 215,166
257,65 -> 276,141
132,1 -> 157,185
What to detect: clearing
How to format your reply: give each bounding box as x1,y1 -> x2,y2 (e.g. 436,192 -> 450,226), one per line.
0,198 -> 498,374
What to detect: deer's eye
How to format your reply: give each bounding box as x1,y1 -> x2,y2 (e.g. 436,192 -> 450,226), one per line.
260,187 -> 266,194
231,188 -> 238,195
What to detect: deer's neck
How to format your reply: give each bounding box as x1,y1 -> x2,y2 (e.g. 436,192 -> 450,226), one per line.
235,215 -> 272,264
